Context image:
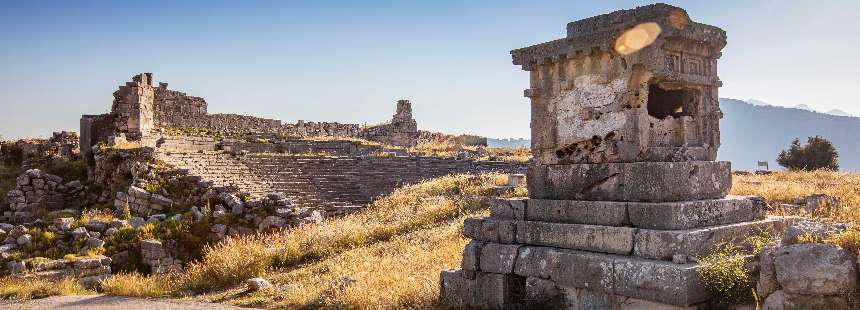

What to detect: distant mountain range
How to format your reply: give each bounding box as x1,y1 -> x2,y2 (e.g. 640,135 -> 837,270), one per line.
487,99 -> 860,171
747,99 -> 853,117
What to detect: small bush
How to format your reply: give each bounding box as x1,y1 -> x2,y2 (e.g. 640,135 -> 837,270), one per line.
777,136 -> 839,171
827,229 -> 860,254
697,243 -> 754,307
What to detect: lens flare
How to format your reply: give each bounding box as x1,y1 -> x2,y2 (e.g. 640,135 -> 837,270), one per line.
614,22 -> 662,55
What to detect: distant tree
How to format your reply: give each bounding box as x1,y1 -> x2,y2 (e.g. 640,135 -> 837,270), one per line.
777,136 -> 839,171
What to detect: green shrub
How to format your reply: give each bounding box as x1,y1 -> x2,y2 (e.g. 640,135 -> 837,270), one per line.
697,243 -> 755,307
777,136 -> 839,171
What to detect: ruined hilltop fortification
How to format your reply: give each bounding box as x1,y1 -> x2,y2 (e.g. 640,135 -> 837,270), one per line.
80,73 -> 422,154
78,74 -> 523,213
441,4 -> 792,308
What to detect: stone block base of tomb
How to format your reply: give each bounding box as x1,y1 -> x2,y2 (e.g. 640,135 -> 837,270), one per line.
527,161 -> 732,202
440,197 -> 796,308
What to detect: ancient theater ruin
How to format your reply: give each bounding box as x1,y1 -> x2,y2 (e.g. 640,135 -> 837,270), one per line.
441,4 -> 789,308
79,73 -> 523,215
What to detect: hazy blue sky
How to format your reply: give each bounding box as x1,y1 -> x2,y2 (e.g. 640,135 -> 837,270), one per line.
1,0 -> 858,139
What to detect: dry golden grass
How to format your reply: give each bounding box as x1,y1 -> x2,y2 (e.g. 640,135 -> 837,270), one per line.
731,170 -> 860,225
0,277 -> 94,300
104,173 -> 510,300
101,272 -> 180,298
408,142 -> 531,163
213,213 -> 479,309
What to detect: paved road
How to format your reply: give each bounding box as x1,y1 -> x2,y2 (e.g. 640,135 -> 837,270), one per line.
0,295 -> 251,309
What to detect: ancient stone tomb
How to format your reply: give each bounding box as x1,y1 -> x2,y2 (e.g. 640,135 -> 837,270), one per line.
441,4 -> 786,309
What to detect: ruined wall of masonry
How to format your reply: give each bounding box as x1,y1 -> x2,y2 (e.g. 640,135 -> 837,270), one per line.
359,100 -> 420,147
81,73 -> 422,154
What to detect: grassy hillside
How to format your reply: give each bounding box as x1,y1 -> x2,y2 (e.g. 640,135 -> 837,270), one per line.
3,170 -> 858,309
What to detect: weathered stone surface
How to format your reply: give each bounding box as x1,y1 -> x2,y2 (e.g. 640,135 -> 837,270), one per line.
246,277 -> 273,291
528,161 -> 732,202
513,245 -> 707,306
460,240 -> 485,273
440,270 -> 477,308
628,196 -> 766,230
463,218 -> 516,244
489,198 -> 527,221
525,199 -> 629,226
516,221 -> 635,255
479,243 -> 521,274
634,218 -> 786,260
613,257 -> 707,306
524,277 -> 564,308
774,243 -> 858,295
756,245 -> 779,297
781,220 -> 847,244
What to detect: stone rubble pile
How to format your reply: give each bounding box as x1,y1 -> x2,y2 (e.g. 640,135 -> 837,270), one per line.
758,221 -> 859,309
3,169 -> 86,223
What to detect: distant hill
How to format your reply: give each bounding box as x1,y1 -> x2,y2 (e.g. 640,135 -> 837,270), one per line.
488,99 -> 860,171
719,98 -> 860,171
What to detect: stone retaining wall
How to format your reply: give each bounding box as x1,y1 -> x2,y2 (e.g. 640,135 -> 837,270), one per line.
161,152 -> 526,209
14,255 -> 112,287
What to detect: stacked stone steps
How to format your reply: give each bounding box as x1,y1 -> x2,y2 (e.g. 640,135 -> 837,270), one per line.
442,162 -> 793,309
157,152 -> 275,196
241,155 -> 372,208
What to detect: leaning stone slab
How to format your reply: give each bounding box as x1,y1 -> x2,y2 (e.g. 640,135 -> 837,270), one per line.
628,196 -> 766,230
528,161 -> 731,202
525,199 -> 629,226
634,217 -> 787,260
516,221 -> 635,255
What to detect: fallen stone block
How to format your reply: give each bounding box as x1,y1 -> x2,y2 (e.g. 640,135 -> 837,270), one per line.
774,243 -> 858,295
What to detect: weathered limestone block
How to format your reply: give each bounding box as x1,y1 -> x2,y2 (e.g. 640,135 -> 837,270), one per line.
439,270 -> 525,309
628,196 -> 766,230
522,199 -> 629,226
513,245 -> 707,306
489,198 -> 527,221
774,243 -> 858,295
527,161 -> 731,202
516,221 -> 635,255
463,218 -> 516,244
634,217 -> 787,260
479,243 -> 522,275
612,257 -> 708,306
756,245 -> 780,297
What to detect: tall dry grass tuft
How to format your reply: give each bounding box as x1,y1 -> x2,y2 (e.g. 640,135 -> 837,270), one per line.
101,272 -> 181,298
0,277 -> 93,300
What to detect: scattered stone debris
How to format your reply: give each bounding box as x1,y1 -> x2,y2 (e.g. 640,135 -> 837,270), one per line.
246,277 -> 274,292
